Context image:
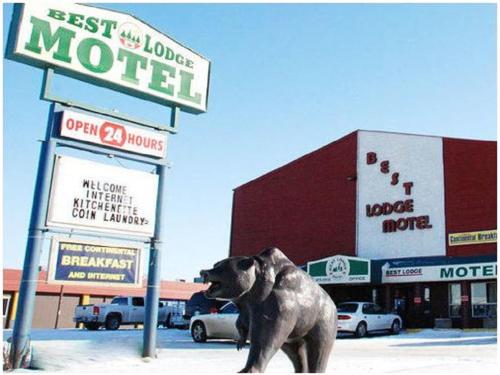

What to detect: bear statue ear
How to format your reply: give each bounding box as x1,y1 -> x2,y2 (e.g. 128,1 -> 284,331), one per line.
237,257 -> 255,271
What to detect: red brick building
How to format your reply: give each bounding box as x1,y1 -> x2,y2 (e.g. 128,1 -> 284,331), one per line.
229,130 -> 496,328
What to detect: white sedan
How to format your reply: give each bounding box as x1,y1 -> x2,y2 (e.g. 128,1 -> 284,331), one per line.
337,302 -> 402,338
190,302 -> 240,342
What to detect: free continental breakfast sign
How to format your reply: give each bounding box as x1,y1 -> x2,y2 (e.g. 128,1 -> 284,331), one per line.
7,3 -> 210,113
307,255 -> 370,284
47,155 -> 158,237
48,238 -> 143,287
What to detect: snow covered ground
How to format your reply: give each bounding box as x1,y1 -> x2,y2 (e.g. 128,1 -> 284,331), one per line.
3,328 -> 497,374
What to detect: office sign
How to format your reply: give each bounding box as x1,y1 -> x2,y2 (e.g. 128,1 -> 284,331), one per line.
7,3 -> 210,113
307,255 -> 370,284
60,110 -> 167,158
47,155 -> 158,236
48,238 -> 143,287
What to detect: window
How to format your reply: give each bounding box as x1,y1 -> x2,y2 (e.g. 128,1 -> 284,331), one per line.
372,289 -> 378,304
424,287 -> 430,302
220,303 -> 239,314
449,283 -> 461,318
132,297 -> 144,307
3,295 -> 11,318
471,282 -> 497,318
362,304 -> 375,314
111,297 -> 128,305
338,303 -> 359,313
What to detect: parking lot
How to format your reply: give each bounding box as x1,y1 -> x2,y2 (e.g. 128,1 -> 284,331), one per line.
3,328 -> 497,373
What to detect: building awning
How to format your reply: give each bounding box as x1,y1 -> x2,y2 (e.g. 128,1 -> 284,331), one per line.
307,255 -> 370,284
372,255 -> 497,284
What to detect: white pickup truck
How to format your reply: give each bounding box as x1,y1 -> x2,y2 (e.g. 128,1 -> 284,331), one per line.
74,296 -> 169,330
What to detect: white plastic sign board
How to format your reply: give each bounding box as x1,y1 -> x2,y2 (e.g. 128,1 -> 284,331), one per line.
60,110 -> 167,158
47,155 -> 158,237
8,3 -> 210,113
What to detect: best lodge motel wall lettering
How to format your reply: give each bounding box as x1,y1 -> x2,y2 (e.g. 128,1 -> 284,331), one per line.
46,155 -> 159,237
364,152 -> 433,233
7,3 -> 210,113
356,132 -> 447,259
47,238 -> 143,287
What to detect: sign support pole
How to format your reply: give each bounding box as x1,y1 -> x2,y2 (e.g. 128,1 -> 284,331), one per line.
142,163 -> 167,358
143,107 -> 177,358
10,104 -> 57,369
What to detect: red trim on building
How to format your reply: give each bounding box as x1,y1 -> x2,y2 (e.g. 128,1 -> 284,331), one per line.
230,131 -> 358,265
3,269 -> 206,301
443,138 -> 497,257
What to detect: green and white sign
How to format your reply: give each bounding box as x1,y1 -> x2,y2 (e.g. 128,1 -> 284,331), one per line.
307,255 -> 371,284
7,3 -> 210,113
382,261 -> 497,283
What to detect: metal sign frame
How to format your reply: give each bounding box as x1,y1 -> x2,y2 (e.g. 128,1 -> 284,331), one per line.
9,68 -> 174,368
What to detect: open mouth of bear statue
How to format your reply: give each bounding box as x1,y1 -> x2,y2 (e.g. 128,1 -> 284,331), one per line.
202,273 -> 222,295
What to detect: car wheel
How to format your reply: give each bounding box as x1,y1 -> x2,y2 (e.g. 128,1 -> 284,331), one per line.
391,319 -> 401,335
166,314 -> 175,329
191,321 -> 207,343
105,315 -> 121,330
84,323 -> 99,330
355,322 -> 367,338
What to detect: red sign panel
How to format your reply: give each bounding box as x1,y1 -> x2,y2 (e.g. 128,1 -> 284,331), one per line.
60,110 -> 167,158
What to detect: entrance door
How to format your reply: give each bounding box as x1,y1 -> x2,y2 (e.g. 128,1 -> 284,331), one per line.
393,285 -> 413,327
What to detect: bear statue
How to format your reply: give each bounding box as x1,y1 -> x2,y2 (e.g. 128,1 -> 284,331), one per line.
200,247 -> 337,373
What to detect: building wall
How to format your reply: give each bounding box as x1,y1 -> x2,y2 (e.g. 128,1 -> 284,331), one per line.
230,132 -> 358,265
58,295 -> 81,328
33,294 -> 59,329
443,138 -> 497,257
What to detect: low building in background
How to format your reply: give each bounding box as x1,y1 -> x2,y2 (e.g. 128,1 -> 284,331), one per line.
3,268 -> 206,329
229,130 -> 497,329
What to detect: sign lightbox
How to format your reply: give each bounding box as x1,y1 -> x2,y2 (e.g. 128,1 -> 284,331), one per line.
307,255 -> 371,284
7,3 -> 210,113
48,237 -> 143,287
60,110 -> 167,158
46,155 -> 158,236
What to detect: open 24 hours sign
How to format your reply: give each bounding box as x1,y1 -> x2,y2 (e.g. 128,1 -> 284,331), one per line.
46,155 -> 158,237
60,110 -> 167,158
7,3 -> 210,113
48,238 -> 143,287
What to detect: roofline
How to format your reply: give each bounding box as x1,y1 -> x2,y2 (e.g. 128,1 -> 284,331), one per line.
357,129 -> 496,143
232,129 -> 496,192
233,130 -> 359,192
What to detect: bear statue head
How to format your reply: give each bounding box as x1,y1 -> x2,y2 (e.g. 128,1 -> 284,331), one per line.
200,256 -> 257,301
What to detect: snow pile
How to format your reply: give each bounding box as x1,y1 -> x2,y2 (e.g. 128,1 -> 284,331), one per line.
2,328 -> 497,373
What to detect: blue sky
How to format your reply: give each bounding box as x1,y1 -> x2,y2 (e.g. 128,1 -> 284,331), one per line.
2,3 -> 496,281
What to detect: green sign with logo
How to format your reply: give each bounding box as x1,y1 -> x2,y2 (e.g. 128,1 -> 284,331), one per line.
6,3 -> 210,113
307,255 -> 371,284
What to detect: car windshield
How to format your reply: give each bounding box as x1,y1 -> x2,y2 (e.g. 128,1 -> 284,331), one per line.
338,303 -> 359,313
